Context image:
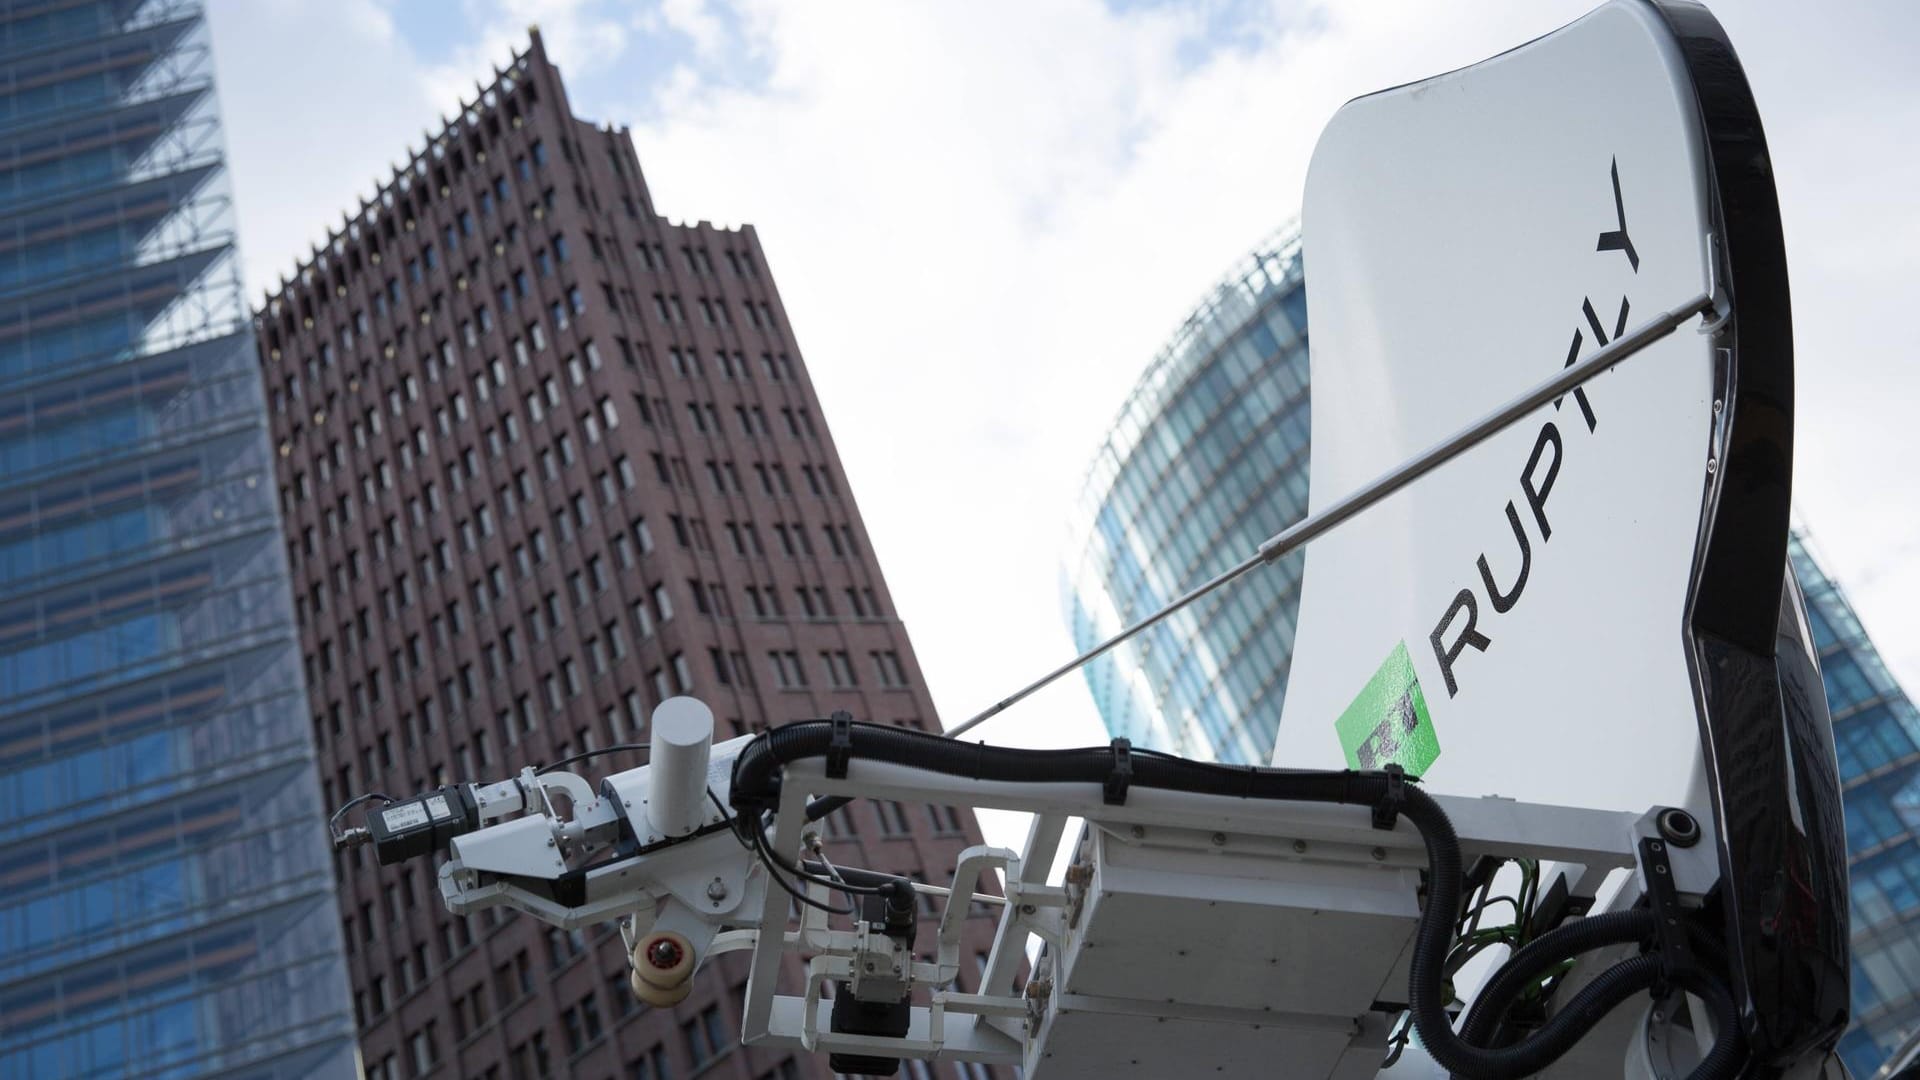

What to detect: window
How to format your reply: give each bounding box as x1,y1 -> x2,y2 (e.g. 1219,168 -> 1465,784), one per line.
561,991 -> 604,1053
822,650 -> 857,688
873,650 -> 908,687
409,1024 -> 438,1075
682,1003 -> 727,1068
928,804 -> 965,835
769,650 -> 807,689
630,1045 -> 670,1080
877,800 -> 913,836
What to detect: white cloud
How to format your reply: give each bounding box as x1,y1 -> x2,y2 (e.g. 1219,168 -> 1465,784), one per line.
610,0 -> 1920,740
415,0 -> 632,114
615,0 -> 1598,760
209,0 -> 444,301
211,0 -> 1920,807
657,0 -> 728,62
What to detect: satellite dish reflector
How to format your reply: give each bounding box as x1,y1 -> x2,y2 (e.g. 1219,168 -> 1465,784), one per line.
1274,0 -> 1845,1064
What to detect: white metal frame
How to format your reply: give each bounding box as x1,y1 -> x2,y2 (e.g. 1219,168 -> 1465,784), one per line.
735,757 -> 1646,1068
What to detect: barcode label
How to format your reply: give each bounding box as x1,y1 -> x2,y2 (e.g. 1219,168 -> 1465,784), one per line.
383,802 -> 430,832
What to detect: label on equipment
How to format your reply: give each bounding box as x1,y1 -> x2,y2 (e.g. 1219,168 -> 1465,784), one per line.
383,802 -> 431,832
425,794 -> 453,821
1334,641 -> 1441,776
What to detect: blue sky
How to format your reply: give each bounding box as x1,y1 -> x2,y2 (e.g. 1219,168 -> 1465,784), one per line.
206,1 -> 1920,803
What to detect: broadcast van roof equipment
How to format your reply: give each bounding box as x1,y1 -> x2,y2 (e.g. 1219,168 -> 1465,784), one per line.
333,2 -> 1848,1076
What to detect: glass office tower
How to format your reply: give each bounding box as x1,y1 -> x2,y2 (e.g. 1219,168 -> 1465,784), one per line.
1793,533 -> 1920,1076
0,2 -> 356,1076
1064,224 -> 1308,764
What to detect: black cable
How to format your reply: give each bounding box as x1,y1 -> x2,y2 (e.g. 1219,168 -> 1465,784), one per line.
708,789 -> 756,852
1456,909 -> 1656,1049
329,791 -> 396,832
747,820 -> 856,916
536,742 -> 651,774
727,719 -> 1750,1080
1454,911 -> 1741,1079
751,810 -> 888,897
706,787 -> 873,915
804,794 -> 852,821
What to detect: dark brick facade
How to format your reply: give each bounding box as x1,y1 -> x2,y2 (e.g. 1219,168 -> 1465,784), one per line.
255,32 -> 1006,1080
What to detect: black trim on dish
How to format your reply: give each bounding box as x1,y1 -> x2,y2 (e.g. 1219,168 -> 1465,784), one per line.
1648,0 -> 1851,1067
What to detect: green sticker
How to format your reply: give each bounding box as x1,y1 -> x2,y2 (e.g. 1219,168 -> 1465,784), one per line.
1335,641 -> 1440,777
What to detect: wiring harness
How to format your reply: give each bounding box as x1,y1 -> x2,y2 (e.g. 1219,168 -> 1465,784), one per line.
729,718 -> 1747,1080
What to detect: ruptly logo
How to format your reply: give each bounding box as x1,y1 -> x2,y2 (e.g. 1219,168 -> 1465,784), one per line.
1334,641 -> 1440,776
1425,157 -> 1641,699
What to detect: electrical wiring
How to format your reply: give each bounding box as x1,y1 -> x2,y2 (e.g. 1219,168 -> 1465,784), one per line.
728,718 -> 1750,1080
704,787 -> 848,914
536,742 -> 651,775
328,791 -> 396,835
704,788 -> 881,917
751,807 -> 889,898
749,819 -> 858,917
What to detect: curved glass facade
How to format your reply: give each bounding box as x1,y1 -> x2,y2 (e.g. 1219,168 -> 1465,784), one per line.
0,3 -> 356,1077
1064,224 -> 1308,763
1793,532 -> 1920,1077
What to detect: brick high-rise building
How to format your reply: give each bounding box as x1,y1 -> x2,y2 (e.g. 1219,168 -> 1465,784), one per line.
254,31 -> 1006,1080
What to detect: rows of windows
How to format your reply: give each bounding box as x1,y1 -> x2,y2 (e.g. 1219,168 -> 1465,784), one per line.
761,648 -> 908,691
0,6 -> 357,1071
1792,533 -> 1920,1078
1068,232 -> 1311,763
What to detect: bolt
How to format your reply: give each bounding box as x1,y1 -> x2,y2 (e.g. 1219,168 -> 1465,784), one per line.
1020,903 -> 1036,915
1706,457 -> 1718,475
1371,846 -> 1387,862
706,877 -> 729,902
1292,839 -> 1308,854
1210,832 -> 1226,847
645,938 -> 683,969
1130,825 -> 1145,839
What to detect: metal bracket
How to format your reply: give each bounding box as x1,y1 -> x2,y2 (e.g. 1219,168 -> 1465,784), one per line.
1638,835 -> 1693,994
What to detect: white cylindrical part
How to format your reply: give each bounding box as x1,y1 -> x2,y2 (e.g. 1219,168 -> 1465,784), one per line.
647,697 -> 714,838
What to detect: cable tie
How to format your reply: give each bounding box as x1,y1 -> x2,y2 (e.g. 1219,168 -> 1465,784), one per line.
1103,738 -> 1133,806
825,711 -> 854,780
1372,763 -> 1407,831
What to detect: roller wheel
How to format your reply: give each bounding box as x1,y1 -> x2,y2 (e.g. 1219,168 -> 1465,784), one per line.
632,929 -> 695,990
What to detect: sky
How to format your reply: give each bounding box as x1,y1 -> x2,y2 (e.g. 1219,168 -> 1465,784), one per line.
207,1 -> 1920,845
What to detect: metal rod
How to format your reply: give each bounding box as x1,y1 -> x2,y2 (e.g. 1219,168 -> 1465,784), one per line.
945,291 -> 1716,740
